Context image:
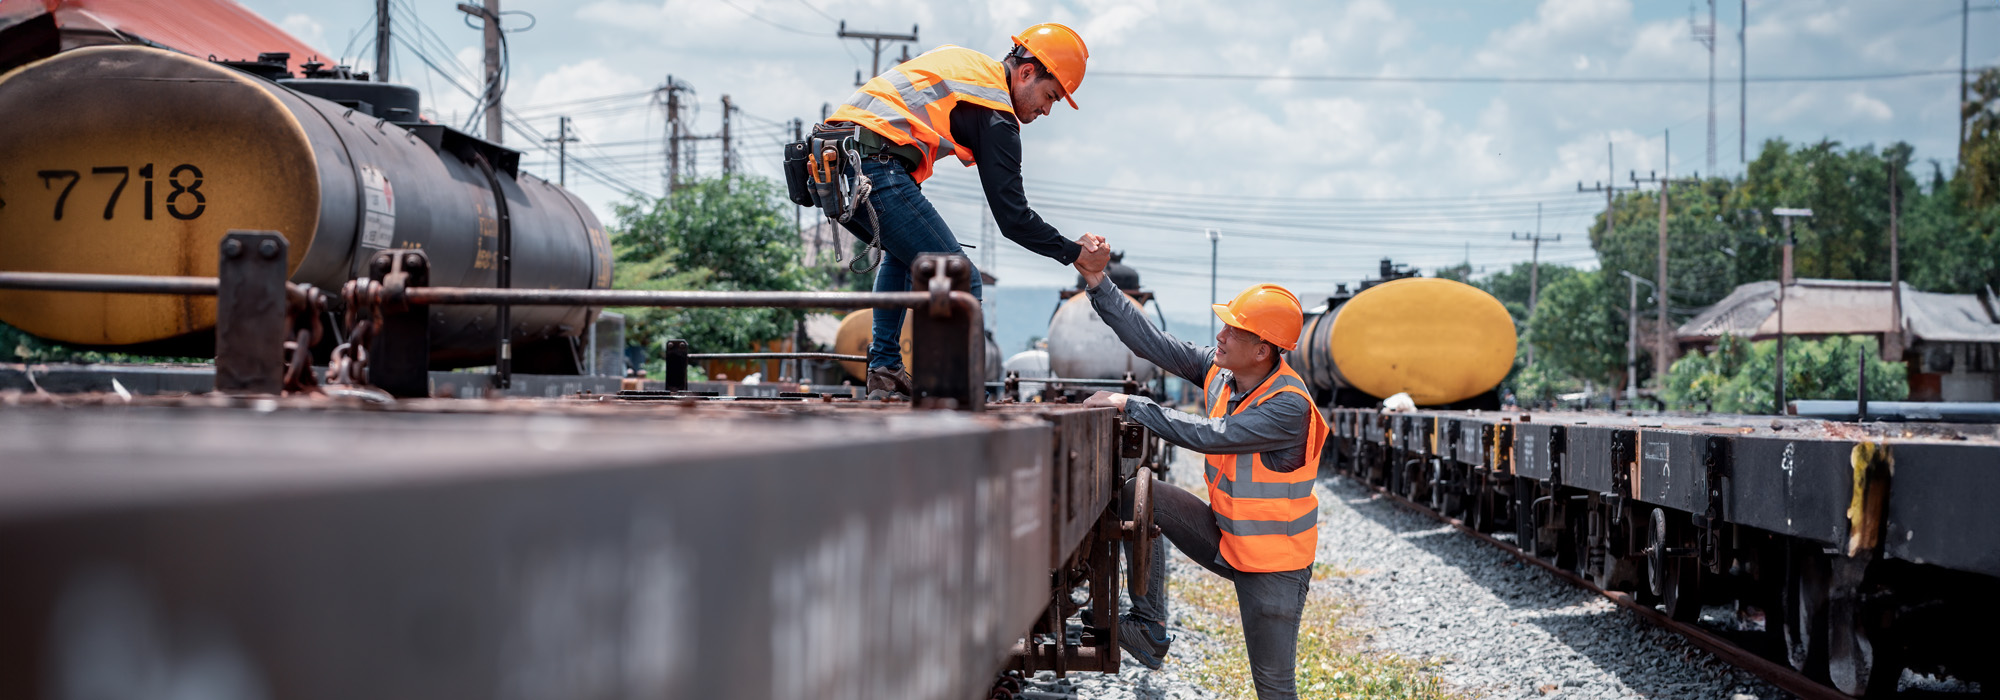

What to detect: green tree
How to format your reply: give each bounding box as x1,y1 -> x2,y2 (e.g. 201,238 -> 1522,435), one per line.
1527,269 -> 1633,387
609,175 -> 828,358
1479,261 -> 1580,322
1662,334 -> 1907,414
1430,262 -> 1472,283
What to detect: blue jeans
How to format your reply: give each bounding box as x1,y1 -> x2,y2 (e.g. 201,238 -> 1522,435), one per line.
848,157 -> 983,371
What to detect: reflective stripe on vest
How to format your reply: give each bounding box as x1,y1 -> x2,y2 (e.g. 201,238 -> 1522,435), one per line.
826,45 -> 1014,183
1206,454 -> 1319,499
1216,510 -> 1320,537
1201,358 -> 1328,573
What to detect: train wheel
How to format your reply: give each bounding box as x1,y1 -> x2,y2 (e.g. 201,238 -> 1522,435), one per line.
1647,509 -> 1701,622
1784,547 -> 1831,679
1660,558 -> 1702,622
1827,558 -> 1900,696
1555,494 -> 1582,574
1512,476 -> 1538,555
1465,476 -> 1488,532
1440,464 -> 1464,517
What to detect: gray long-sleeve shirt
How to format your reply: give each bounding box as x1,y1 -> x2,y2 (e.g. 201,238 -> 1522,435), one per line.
1084,276 -> 1312,472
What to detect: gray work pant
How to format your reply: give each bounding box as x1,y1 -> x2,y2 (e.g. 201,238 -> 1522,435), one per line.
1125,479 -> 1312,700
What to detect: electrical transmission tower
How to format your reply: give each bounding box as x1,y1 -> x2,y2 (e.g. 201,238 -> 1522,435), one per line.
1692,0 -> 1717,174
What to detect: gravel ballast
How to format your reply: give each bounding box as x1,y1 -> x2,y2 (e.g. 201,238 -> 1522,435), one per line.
1069,448 -> 1785,699
1313,471 -> 1784,699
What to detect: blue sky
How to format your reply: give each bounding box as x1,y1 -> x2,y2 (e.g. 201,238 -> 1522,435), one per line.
243,0 -> 1996,324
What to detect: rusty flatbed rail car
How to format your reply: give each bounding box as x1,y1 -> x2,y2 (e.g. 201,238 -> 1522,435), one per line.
0,249 -> 1168,699
1330,407 -> 2000,697
0,393 -> 1163,700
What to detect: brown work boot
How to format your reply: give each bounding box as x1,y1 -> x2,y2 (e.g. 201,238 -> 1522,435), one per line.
866,367 -> 912,400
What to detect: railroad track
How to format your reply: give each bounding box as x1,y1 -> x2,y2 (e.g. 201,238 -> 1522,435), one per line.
1327,407 -> 2000,699
1340,472 -> 1846,700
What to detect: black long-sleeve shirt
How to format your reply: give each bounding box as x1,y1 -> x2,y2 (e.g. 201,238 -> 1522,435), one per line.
947,105 -> 1081,265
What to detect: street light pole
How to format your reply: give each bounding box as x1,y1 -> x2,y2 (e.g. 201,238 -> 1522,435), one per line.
1207,228 -> 1221,340
1772,207 -> 1813,414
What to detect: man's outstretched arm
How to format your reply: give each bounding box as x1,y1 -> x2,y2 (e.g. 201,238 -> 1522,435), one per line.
1081,275 -> 1214,386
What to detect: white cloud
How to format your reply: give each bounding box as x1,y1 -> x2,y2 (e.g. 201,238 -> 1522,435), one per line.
1846,92 -> 1893,122
279,13 -> 325,52
231,0 -> 1973,298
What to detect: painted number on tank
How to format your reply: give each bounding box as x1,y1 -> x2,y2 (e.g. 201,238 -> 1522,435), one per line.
165,165 -> 206,220
35,164 -> 204,221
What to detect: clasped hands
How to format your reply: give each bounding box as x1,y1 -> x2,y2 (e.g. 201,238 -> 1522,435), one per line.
1074,232 -> 1111,285
1071,232 -> 1128,413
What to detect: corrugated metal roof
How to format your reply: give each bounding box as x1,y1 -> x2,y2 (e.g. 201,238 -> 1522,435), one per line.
1677,279 -> 2000,344
35,0 -> 326,74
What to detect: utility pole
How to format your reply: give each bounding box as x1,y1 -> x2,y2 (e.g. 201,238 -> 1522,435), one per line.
1693,0 -> 1716,173
1888,157 -> 1905,360
1512,204 -> 1560,314
478,0 -> 502,142
375,0 -> 391,82
1579,141 -> 1636,367
1207,228 -> 1222,340
1963,0 -> 1971,162
1772,208 -> 1813,415
793,118 -> 804,234
1739,0 -> 1747,163
657,77 -> 689,196
838,21 -> 919,80
1631,130 -> 1698,385
1619,271 -> 1656,403
544,116 -> 577,186
1511,204 -> 1559,366
720,95 -> 734,177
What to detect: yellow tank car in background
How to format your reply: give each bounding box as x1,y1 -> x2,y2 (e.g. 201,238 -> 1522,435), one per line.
1294,277 -> 1516,407
833,308 -> 912,381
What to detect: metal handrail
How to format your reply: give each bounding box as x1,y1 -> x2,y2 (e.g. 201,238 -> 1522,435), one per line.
0,271 -> 220,295
688,352 -> 865,362
401,287 -> 936,309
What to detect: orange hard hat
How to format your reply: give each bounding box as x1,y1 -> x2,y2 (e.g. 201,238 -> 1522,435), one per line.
1213,284 -> 1304,351
1011,23 -> 1089,109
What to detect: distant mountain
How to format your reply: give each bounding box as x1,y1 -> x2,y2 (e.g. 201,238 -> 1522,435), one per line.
985,285 -> 1214,361
985,285 -> 1066,359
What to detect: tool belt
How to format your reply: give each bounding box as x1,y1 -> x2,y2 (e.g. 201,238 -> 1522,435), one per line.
783,123 -> 883,272
784,123 -> 865,222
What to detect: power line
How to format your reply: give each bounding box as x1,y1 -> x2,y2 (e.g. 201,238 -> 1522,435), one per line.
718,0 -> 825,36
1096,67 -> 1984,85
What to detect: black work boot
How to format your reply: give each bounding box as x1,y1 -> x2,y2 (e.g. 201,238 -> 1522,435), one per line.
1116,615 -> 1172,670
866,366 -> 912,400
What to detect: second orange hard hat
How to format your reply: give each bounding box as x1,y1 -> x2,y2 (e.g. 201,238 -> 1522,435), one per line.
1012,23 -> 1089,109
1213,284 -> 1304,351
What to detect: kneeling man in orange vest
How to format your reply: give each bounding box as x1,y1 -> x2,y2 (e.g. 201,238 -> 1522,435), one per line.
1073,239 -> 1326,700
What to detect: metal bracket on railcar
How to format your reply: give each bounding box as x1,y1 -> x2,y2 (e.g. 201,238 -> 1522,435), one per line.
214,230 -> 292,395
908,254 -> 984,411
331,248 -> 433,398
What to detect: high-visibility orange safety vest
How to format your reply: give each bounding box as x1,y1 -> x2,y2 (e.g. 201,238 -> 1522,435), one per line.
827,46 -> 1015,183
1202,359 -> 1328,573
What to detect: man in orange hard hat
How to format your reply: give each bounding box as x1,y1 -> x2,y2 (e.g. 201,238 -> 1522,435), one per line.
1072,245 -> 1327,699
819,23 -> 1097,399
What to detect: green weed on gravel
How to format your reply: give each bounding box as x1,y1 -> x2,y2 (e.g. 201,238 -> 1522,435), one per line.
1171,561 -> 1461,700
